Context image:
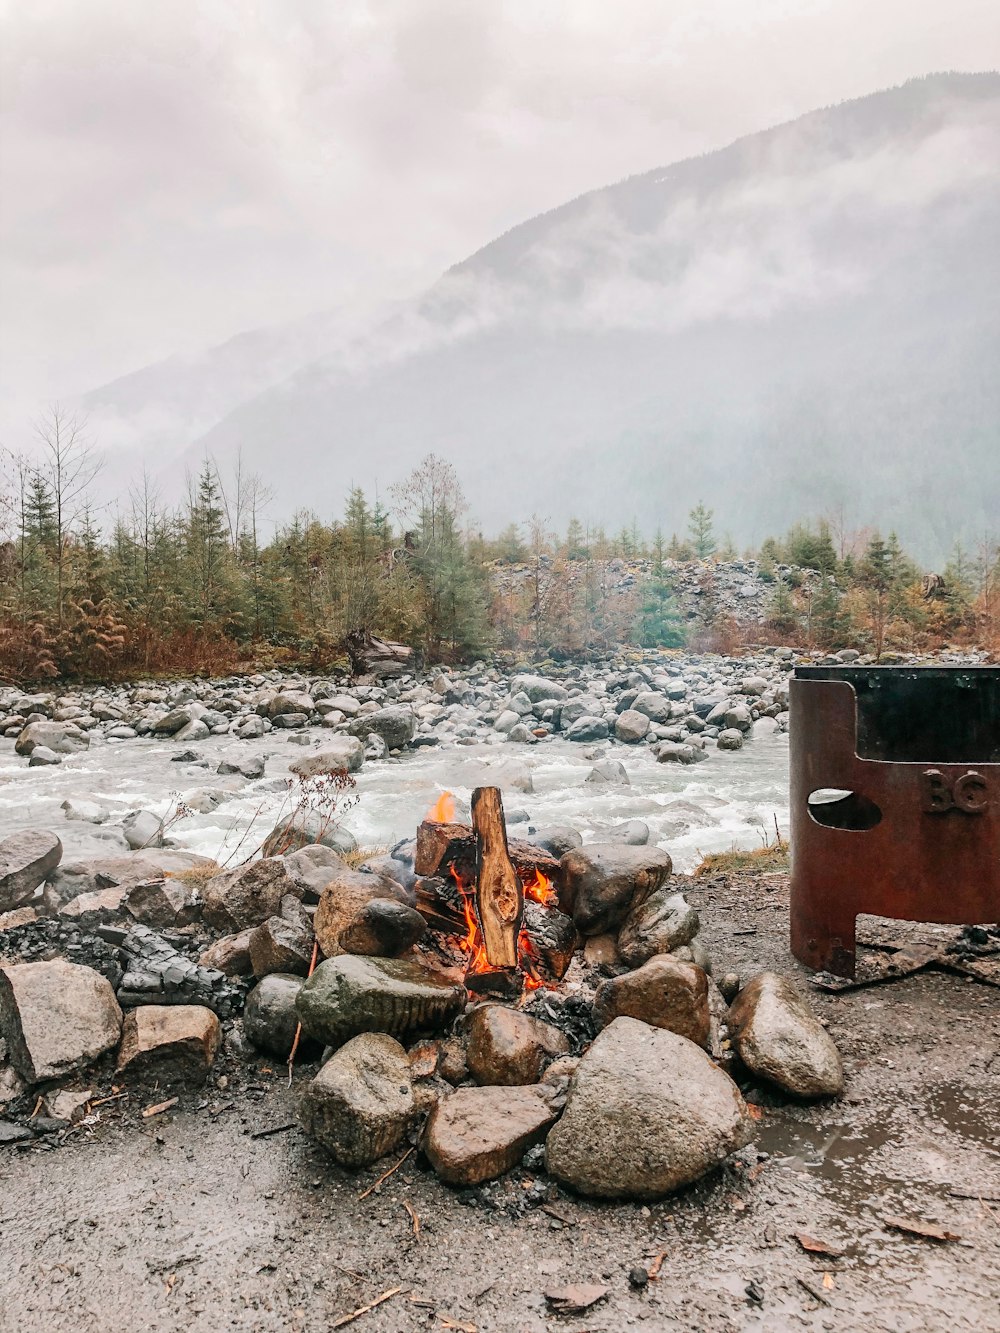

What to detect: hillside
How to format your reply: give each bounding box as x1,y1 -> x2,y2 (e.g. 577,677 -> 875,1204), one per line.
83,74 -> 1000,562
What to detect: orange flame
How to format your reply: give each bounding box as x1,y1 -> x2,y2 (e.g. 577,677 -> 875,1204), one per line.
449,865 -> 491,974
426,791 -> 456,824
522,868 -> 557,907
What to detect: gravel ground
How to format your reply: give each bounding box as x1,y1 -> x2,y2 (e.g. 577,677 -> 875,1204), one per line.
2,871 -> 998,1333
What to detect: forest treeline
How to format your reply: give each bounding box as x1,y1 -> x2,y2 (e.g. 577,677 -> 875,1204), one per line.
1,409 -> 997,683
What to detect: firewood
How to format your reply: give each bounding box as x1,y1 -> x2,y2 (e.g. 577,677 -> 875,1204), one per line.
521,902 -> 577,982
471,787 -> 523,971
415,821 -> 561,884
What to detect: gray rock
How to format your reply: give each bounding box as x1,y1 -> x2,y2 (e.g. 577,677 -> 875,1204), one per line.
727,972 -> 845,1099
545,1017 -> 754,1199
511,675 -> 568,703
0,830 -> 62,913
28,746 -> 61,766
175,718 -> 211,742
217,753 -> 266,779
614,709 -> 651,743
123,878 -> 199,929
261,811 -> 358,858
15,720 -> 89,756
566,715 -> 609,742
524,826 -> 583,859
299,1032 -> 417,1167
0,959 -> 123,1083
296,955 -> 465,1048
716,728 -> 745,751
724,703 -> 753,732
121,810 -> 164,851
290,737 -> 365,777
560,843 -> 672,936
605,820 -> 649,846
249,914 -> 314,978
347,706 -> 416,750
617,890 -> 700,967
201,858 -> 297,932
243,974 -> 309,1058
585,759 -> 630,786
630,692 -> 672,724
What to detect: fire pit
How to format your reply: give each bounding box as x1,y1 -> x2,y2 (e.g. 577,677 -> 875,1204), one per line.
413,787 -> 576,997
789,665 -> 1000,977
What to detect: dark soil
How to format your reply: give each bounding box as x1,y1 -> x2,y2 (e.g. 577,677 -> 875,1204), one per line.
2,871 -> 998,1333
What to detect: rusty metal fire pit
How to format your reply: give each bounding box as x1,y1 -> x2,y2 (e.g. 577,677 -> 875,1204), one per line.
790,665 -> 1000,977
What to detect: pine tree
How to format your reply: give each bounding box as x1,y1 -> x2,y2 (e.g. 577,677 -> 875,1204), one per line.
687,502 -> 716,559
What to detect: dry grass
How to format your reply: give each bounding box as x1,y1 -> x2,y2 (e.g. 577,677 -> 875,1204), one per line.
164,860 -> 223,887
341,845 -> 389,869
694,837 -> 789,877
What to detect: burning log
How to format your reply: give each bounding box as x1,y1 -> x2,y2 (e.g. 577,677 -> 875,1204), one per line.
521,903 -> 578,985
414,822 -> 561,886
471,786 -> 523,973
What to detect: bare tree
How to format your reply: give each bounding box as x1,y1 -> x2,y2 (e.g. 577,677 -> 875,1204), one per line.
34,405 -> 102,627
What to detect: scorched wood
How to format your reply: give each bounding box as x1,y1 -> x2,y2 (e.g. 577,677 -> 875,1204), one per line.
471,786 -> 523,971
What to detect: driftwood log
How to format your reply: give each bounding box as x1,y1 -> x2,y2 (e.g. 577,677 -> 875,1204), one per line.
470,787 -> 523,972
345,630 -> 414,678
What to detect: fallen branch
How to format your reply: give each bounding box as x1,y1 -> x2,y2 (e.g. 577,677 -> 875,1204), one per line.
357,1147 -> 414,1200
331,1286 -> 405,1329
250,1122 -> 297,1140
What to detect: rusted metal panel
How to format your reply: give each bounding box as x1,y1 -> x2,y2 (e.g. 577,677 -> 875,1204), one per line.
789,666 -> 1000,977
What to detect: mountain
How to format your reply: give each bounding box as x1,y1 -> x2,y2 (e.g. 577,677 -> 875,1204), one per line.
86,73 -> 1000,562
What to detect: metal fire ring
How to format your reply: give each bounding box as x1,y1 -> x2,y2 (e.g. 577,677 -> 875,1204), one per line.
789,665 -> 1000,977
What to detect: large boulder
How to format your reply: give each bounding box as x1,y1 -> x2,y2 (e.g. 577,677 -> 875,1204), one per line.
465,1004 -> 570,1086
0,959 -> 123,1083
565,716 -> 609,742
296,955 -> 464,1048
614,710 -> 651,743
299,1033 -> 417,1167
116,1005 -> 221,1084
313,866 -> 413,957
511,674 -> 568,703
424,1085 -> 558,1186
559,843 -> 672,936
267,691 -> 314,719
124,877 -> 199,929
290,738 -> 365,777
0,830 -> 62,913
593,957 -> 710,1048
545,1017 -> 754,1199
727,972 -> 845,1099
121,810 -> 164,851
282,845 -> 348,901
347,706 -> 416,750
201,858 -> 296,931
260,811 -> 358,858
15,720 -> 89,756
337,899 -> 427,957
630,692 -> 672,724
617,890 -> 700,968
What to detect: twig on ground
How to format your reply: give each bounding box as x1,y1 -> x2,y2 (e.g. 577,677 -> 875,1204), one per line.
331,1286 -> 405,1328
358,1147 -> 414,1200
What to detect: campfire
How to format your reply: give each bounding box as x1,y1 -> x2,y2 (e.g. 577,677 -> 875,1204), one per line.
413,786 -> 576,998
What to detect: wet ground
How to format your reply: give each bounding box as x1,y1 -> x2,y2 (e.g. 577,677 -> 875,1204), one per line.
2,871 -> 998,1333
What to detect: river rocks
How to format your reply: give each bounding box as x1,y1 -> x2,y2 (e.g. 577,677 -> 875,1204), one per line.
465,1004 -> 570,1086
116,1004 -> 221,1084
249,914 -> 314,977
565,716 -> 609,742
337,899 -> 427,957
593,957 -> 710,1047
46,850 -> 213,905
243,974 -> 308,1058
617,890 -> 700,967
15,720 -> 90,756
347,706 -> 416,750
124,877 -> 199,928
299,1033 -> 417,1167
716,728 -> 744,751
28,746 -> 61,766
152,704 -> 204,736
0,959 -> 123,1083
424,1085 -> 558,1186
313,867 -> 412,957
217,752 -> 266,779
201,858 -> 296,931
296,955 -> 465,1048
268,691 -> 314,719
545,1017 -> 754,1199
282,845 -> 347,901
0,830 -> 62,913
614,709 -> 650,743
559,843 -> 672,936
630,691 -> 672,724
525,826 -> 582,859
198,928 -> 254,976
121,810 -> 164,851
290,737 -> 365,777
261,811 -> 358,858
585,759 -> 630,788
727,972 -> 845,1099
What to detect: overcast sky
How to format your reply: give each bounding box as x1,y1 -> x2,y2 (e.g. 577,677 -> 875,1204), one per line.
2,0 -> 998,437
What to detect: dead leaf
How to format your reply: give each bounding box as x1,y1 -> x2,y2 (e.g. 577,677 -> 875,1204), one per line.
647,1250 -> 668,1280
746,1103 -> 764,1121
822,1273 -> 835,1290
403,1200 -> 420,1237
142,1097 -> 178,1118
883,1216 -> 961,1243
794,1232 -> 844,1257
544,1284 -> 609,1314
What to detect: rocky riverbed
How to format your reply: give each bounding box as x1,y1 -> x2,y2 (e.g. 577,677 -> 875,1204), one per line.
2,648 -> 997,1332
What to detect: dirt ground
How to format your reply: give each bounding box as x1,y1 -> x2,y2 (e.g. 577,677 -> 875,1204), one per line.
2,871 -> 998,1333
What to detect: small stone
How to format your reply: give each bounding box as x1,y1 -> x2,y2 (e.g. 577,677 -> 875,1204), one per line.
617,890 -> 700,968
198,929 -> 254,976
201,858 -> 297,932
296,955 -> 465,1048
42,1088 -> 93,1125
465,1004 -> 570,1086
727,972 -> 845,1099
243,974 -> 308,1058
717,972 -> 741,1003
629,1266 -> 649,1289
116,1005 -> 221,1084
299,1033 -> 417,1167
424,1085 -> 558,1186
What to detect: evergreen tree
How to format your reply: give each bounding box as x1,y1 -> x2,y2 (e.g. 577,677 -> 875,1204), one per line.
687,502 -> 716,559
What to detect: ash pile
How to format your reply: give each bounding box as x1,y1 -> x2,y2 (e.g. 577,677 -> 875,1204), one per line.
1,788 -> 844,1201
